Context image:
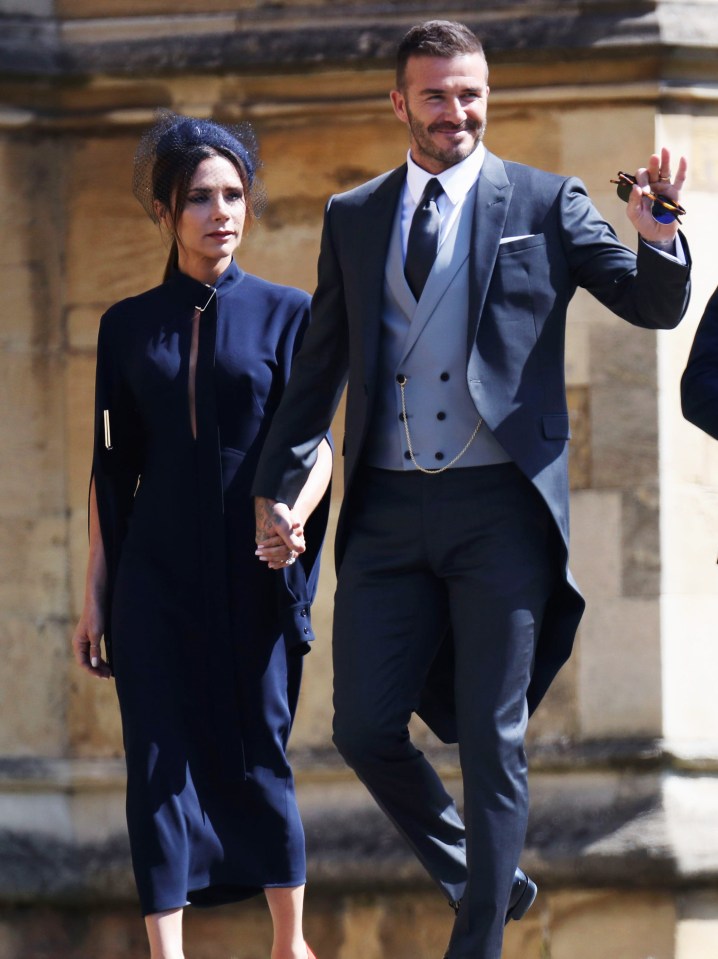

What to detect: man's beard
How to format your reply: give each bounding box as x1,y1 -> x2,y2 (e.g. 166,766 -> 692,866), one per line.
406,107 -> 486,168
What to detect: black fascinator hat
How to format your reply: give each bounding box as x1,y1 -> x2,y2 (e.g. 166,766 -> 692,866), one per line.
132,111 -> 267,223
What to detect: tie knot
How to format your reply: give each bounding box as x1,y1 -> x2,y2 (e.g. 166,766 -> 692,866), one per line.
421,177 -> 443,206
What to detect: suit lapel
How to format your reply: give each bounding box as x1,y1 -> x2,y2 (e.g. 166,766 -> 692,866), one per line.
385,203 -> 417,319
357,166 -> 406,385
467,151 -> 513,355
356,154 -> 513,376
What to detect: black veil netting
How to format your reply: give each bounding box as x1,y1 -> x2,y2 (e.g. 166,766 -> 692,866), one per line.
132,110 -> 267,223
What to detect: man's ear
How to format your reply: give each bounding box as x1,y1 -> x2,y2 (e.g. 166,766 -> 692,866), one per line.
390,88 -> 409,125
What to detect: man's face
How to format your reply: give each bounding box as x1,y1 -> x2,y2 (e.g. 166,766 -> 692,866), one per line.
390,53 -> 489,174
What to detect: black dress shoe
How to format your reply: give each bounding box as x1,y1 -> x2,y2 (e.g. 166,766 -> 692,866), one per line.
447,867 -> 538,925
505,867 -> 537,924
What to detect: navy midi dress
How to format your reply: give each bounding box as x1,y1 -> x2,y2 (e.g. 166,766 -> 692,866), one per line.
91,260 -> 330,916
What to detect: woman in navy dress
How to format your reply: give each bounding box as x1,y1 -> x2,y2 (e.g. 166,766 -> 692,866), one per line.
72,114 -> 332,959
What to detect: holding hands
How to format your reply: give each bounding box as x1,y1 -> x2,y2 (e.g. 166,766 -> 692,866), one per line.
253,439 -> 332,571
255,497 -> 306,570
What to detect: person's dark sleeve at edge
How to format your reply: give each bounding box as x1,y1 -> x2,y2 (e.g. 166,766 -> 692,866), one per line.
681,285 -> 718,440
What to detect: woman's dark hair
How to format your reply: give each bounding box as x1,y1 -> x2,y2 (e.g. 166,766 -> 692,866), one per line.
132,114 -> 264,281
396,20 -> 486,90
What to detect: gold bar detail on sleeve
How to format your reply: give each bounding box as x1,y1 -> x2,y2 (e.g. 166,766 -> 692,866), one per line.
103,409 -> 113,450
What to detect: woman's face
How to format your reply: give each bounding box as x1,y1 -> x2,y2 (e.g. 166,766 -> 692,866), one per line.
172,154 -> 247,280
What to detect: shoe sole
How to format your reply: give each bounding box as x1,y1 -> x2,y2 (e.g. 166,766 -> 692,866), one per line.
505,876 -> 538,924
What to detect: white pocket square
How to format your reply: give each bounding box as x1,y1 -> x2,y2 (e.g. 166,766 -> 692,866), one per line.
499,234 -> 536,245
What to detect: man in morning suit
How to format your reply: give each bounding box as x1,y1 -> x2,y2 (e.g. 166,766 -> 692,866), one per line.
253,20 -> 691,959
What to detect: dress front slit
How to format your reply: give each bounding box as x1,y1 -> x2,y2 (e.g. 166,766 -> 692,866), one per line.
187,306 -> 200,441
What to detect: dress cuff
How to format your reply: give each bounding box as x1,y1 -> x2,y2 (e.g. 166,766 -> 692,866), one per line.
280,600 -> 315,654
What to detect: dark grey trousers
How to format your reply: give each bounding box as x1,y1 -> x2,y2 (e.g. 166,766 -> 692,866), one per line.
332,463 -> 557,959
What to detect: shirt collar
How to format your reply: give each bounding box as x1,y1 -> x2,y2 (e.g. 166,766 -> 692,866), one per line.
406,142 -> 486,206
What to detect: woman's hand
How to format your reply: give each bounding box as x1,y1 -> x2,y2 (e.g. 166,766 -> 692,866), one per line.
72,600 -> 112,679
74,478 -> 111,677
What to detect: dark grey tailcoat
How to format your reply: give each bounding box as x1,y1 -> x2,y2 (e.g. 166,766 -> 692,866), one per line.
253,149 -> 691,739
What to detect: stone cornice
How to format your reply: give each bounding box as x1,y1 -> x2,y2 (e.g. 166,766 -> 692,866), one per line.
2,1 -> 718,80
2,738 -> 717,792
2,748 -> 718,901
3,77 -> 718,135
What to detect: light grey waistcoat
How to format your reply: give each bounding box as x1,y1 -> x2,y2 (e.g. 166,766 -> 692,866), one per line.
363,180 -> 511,471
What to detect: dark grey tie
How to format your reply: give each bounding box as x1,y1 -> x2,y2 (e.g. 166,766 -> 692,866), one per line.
404,177 -> 444,300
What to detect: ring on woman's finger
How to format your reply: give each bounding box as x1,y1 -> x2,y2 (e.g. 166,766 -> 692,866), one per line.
659,173 -> 671,181
285,554 -> 296,566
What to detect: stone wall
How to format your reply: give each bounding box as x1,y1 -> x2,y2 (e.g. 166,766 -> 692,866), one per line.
4,887 -> 716,959
2,2 -> 718,957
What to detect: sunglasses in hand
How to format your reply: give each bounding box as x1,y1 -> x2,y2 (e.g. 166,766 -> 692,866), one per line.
610,171 -> 686,224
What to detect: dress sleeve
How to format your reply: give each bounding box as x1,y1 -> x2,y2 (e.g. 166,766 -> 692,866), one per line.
91,310 -> 144,669
272,295 -> 334,654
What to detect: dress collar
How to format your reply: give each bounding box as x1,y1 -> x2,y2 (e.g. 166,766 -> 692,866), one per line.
166,258 -> 243,308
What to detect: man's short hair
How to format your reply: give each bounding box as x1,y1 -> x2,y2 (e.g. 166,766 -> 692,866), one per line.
396,20 -> 487,90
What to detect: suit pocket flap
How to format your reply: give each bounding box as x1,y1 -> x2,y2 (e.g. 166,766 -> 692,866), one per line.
497,233 -> 546,255
542,413 -> 571,440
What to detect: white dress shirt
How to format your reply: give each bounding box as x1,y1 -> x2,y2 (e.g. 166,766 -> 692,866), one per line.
401,143 -> 486,258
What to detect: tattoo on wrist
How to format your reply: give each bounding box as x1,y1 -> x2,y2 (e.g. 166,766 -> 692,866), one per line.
647,236 -> 675,251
